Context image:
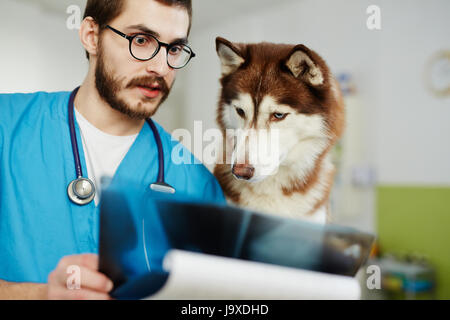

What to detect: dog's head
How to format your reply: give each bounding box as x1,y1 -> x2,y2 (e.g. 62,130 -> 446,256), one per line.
215,37 -> 344,183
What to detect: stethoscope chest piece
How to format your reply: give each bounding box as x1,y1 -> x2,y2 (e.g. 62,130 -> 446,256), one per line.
67,177 -> 96,206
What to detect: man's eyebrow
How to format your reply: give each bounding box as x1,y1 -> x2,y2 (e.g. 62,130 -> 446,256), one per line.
126,24 -> 188,45
126,24 -> 160,37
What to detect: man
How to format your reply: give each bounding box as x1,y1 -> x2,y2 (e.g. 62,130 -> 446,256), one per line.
0,0 -> 224,299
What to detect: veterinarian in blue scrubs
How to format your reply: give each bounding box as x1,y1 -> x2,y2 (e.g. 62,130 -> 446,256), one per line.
0,0 -> 224,299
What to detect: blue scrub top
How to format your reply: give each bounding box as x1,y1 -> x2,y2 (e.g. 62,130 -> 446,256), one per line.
0,91 -> 225,284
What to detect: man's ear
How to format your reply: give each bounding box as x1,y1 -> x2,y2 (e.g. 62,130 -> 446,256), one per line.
79,17 -> 101,59
285,45 -> 325,86
216,37 -> 245,76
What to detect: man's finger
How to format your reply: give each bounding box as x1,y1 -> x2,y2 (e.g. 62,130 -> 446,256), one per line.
78,254 -> 99,270
63,265 -> 113,293
53,261 -> 113,293
78,266 -> 114,293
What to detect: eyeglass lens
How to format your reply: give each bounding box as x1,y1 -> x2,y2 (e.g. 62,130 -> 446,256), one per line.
130,34 -> 192,68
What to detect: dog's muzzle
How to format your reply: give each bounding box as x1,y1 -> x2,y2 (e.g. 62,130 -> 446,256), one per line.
232,164 -> 255,180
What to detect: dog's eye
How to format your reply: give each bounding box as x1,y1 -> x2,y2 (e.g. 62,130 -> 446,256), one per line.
272,113 -> 288,121
235,107 -> 245,118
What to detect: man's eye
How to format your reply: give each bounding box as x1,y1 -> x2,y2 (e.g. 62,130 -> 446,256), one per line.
169,46 -> 182,55
134,36 -> 149,46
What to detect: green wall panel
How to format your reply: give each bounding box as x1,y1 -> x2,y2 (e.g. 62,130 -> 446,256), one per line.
377,186 -> 450,299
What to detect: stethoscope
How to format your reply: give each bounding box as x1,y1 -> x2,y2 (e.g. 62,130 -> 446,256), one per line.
67,87 -> 176,206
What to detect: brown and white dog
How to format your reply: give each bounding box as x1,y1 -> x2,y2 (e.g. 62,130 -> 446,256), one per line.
213,37 -> 345,224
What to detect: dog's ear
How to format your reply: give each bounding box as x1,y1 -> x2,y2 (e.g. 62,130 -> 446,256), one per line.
285,45 -> 325,86
216,37 -> 245,76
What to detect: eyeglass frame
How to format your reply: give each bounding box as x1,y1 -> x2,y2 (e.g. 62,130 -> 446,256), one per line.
105,25 -> 196,69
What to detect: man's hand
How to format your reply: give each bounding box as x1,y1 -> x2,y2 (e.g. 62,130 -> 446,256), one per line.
47,254 -> 114,300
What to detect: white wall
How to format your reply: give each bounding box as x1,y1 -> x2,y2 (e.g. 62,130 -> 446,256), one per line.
377,0 -> 450,185
0,0 -> 87,93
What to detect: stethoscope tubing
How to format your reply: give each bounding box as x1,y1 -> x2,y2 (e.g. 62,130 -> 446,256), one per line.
146,118 -> 165,184
68,87 -> 84,179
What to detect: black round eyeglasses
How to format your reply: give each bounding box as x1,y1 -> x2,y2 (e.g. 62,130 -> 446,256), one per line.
106,25 -> 196,69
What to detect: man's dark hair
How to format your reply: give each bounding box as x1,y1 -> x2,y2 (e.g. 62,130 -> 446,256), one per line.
83,0 -> 193,59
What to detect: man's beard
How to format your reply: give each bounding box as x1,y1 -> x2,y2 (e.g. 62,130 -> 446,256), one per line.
95,46 -> 171,120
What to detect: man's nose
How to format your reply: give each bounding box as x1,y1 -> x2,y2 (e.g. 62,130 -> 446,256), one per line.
145,47 -> 171,77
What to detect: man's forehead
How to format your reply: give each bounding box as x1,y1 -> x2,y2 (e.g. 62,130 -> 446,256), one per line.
112,0 -> 190,42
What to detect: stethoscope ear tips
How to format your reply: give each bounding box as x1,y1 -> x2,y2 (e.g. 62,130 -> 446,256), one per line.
68,178 -> 96,205
150,182 -> 176,194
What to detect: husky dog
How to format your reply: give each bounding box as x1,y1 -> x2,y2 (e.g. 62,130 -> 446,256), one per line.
213,37 -> 345,224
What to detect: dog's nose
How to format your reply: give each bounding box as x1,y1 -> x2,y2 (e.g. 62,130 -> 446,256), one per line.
232,164 -> 255,180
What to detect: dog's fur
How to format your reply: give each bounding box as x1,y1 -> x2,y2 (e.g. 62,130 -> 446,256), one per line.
213,37 -> 345,224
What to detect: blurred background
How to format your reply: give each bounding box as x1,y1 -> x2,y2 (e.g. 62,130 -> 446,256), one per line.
1,0 -> 449,299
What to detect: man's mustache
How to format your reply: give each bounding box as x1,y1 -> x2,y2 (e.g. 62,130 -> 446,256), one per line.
125,76 -> 169,96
